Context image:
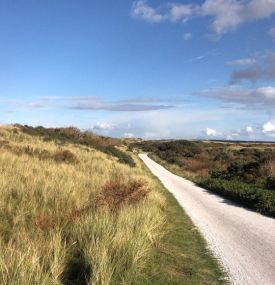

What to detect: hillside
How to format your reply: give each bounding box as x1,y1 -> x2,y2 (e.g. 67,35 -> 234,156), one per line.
0,125 -> 226,285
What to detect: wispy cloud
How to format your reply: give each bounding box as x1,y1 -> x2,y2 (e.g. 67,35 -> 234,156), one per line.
186,49 -> 219,63
183,32 -> 192,40
68,97 -> 175,111
226,58 -> 256,66
0,96 -> 176,112
130,0 -> 165,23
195,86 -> 275,108
168,3 -> 196,23
131,0 -> 275,36
131,1 -> 197,23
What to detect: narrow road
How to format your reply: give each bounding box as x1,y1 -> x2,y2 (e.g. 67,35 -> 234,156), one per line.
139,154 -> 275,285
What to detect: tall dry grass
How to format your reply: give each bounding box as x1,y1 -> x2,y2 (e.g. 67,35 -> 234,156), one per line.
0,126 -> 166,285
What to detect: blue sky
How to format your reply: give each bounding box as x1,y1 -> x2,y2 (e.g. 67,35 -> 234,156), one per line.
1,0 -> 275,140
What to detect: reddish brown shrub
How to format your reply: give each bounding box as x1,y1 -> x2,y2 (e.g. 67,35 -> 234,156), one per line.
33,179 -> 149,231
96,179 -> 149,210
33,214 -> 57,231
53,149 -> 78,163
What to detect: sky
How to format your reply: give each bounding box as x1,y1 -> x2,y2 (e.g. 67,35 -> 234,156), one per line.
1,0 -> 275,140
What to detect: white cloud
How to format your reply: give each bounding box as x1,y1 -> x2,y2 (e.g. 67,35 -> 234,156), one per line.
263,121 -> 275,133
227,58 -> 256,65
124,132 -> 135,138
92,122 -> 114,131
206,127 -> 218,136
201,0 -> 243,35
183,32 -> 192,40
246,126 -> 253,133
201,0 -> 275,35
131,0 -> 165,23
257,86 -> 275,99
169,3 -> 195,22
131,0 -> 275,35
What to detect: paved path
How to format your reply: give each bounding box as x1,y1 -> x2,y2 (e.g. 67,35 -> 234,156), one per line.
139,153 -> 275,285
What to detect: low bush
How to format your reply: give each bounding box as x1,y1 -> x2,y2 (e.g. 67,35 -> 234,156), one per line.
53,149 -> 78,163
266,176 -> 275,190
97,179 -> 149,211
199,178 -> 275,217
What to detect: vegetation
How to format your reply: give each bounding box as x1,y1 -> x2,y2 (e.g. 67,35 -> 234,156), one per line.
131,140 -> 275,217
0,125 -> 225,285
17,124 -> 136,167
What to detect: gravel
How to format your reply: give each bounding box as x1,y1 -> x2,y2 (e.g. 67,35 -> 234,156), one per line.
139,153 -> 275,285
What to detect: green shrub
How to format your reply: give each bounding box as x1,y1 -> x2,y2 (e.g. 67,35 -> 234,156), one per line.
266,176 -> 275,191
102,146 -> 136,167
199,178 -> 275,217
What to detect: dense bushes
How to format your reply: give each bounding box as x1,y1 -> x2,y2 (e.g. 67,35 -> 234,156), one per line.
199,178 -> 275,217
266,176 -> 275,190
133,139 -> 275,216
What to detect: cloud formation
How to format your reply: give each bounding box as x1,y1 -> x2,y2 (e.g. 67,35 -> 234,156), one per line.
131,0 -> 165,23
131,0 -> 275,35
131,1 -> 197,23
92,122 -> 114,131
226,58 -> 256,66
263,121 -> 275,133
168,3 -> 195,22
206,127 -> 218,136
124,132 -> 135,138
69,97 -> 174,112
196,86 -> 275,107
201,0 -> 275,35
230,53 -> 275,84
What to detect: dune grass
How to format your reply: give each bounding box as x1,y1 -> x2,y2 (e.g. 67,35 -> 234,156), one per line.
0,126 -> 226,284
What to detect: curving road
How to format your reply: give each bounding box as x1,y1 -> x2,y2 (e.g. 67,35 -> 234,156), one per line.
139,153 -> 275,285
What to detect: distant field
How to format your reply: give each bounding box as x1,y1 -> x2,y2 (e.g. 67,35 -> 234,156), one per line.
131,139 -> 275,217
0,126 -> 226,285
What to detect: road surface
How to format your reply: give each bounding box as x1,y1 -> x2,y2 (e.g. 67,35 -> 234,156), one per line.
139,153 -> 275,285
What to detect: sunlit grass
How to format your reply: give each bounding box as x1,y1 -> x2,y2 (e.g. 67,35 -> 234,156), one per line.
0,125 -> 226,284
0,126 -> 165,284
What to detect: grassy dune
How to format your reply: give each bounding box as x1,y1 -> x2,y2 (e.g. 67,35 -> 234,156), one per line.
0,126 -> 225,284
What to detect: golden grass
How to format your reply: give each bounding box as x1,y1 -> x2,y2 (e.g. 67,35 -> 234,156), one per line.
0,126 -> 166,285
